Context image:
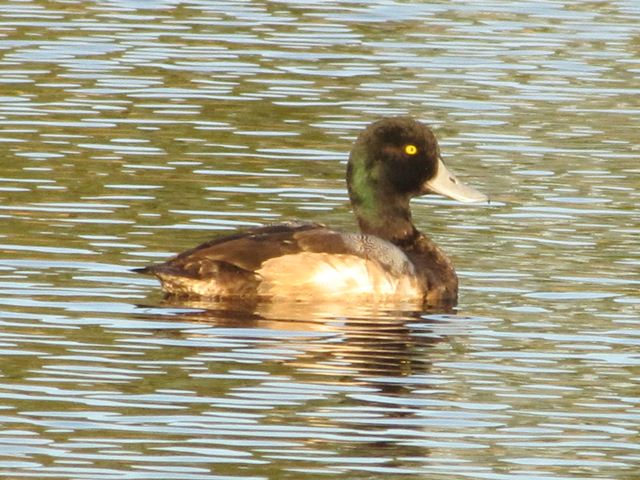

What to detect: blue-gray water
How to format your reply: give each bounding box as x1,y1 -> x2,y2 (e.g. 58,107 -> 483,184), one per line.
0,1 -> 639,479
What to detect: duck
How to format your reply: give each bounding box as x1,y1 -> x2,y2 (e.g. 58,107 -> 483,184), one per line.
135,117 -> 487,306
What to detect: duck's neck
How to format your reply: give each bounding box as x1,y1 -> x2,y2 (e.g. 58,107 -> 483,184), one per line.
353,198 -> 418,243
349,183 -> 459,304
347,168 -> 417,244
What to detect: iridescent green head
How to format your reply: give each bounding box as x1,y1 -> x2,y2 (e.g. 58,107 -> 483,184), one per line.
346,117 -> 486,242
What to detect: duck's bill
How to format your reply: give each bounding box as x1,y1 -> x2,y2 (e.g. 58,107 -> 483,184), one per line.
422,157 -> 488,203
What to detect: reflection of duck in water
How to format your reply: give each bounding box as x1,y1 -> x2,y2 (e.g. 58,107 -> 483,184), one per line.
149,301 -> 453,464
161,298 -> 448,383
135,117 -> 487,307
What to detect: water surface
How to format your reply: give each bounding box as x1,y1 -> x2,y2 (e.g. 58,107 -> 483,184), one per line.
0,1 -> 639,479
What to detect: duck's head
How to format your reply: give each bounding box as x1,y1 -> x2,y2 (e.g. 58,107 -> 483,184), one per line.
347,117 -> 487,241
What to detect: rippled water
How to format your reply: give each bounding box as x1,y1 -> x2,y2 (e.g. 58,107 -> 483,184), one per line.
1,0 -> 639,478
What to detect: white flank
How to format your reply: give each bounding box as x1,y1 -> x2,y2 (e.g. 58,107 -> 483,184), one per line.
257,252 -> 420,299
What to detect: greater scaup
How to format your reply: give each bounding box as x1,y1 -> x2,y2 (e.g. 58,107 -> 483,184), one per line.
135,117 -> 487,305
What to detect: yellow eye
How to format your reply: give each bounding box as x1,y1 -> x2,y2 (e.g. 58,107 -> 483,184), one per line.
404,144 -> 418,155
